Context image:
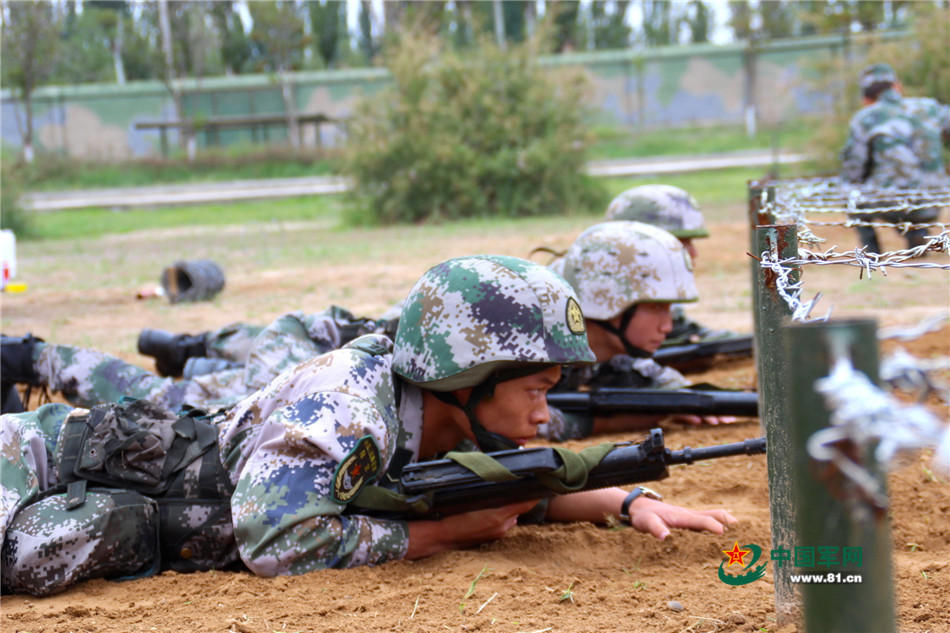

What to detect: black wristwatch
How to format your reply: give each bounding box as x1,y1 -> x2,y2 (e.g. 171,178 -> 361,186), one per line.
619,486 -> 663,522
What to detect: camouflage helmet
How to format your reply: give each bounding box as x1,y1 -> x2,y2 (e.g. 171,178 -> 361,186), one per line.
393,255 -> 595,391
560,221 -> 698,321
860,63 -> 897,90
604,184 -> 709,238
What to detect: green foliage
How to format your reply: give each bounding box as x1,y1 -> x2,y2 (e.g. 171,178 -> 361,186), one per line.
590,1 -> 632,49
309,0 -> 346,68
0,160 -> 34,239
0,2 -> 61,97
341,26 -> 608,225
803,6 -> 950,174
211,2 -> 253,74
248,1 -> 309,72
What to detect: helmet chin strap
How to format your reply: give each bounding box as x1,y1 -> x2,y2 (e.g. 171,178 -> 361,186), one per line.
432,379 -> 517,452
432,365 -> 557,453
593,305 -> 652,359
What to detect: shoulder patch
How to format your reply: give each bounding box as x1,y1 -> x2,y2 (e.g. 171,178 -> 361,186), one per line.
566,297 -> 586,335
332,435 -> 382,504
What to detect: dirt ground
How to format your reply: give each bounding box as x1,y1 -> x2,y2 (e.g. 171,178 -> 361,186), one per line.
1,203 -> 948,633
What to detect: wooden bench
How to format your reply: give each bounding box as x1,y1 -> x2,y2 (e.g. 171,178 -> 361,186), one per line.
134,112 -> 341,156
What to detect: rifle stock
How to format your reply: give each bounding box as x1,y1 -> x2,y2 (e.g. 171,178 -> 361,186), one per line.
546,387 -> 759,417
362,429 -> 766,518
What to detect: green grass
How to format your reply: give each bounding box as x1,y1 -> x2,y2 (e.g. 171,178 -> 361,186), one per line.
29,196 -> 343,240
17,146 -> 338,191
587,119 -> 815,161
23,166 -> 779,241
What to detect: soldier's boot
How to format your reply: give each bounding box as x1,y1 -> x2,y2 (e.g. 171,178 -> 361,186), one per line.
904,229 -> 930,249
1,333 -> 44,414
137,329 -> 208,378
855,226 -> 881,253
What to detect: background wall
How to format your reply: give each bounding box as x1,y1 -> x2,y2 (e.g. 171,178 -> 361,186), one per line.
0,32 -> 899,160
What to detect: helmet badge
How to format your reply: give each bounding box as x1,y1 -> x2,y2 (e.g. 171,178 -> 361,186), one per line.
566,297 -> 586,335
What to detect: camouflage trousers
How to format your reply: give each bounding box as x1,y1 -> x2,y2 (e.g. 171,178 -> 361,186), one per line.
34,310 -> 372,412
1,402 -> 238,596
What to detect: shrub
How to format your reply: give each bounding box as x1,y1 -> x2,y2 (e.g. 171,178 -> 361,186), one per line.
0,158 -> 34,239
341,26 -> 608,224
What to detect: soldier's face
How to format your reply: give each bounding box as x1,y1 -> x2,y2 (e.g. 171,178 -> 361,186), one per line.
623,302 -> 674,354
474,366 -> 562,446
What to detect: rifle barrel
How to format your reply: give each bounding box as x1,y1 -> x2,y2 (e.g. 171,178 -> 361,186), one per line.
547,388 -> 759,417
666,437 -> 767,465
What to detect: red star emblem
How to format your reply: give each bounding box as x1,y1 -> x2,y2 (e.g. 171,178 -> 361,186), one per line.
722,541 -> 750,568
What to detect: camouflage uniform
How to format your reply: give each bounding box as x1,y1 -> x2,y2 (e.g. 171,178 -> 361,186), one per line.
840,63 -> 950,251
541,221 -> 697,440
2,255 -> 594,594
29,307 -> 384,413
603,184 -> 731,345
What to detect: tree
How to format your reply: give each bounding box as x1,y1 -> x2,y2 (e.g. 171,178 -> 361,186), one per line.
1,1 -> 62,162
683,0 -> 713,44
357,0 -> 378,63
759,1 -> 795,40
590,1 -> 631,49
210,1 -> 252,74
550,0 -> 582,52
642,0 -> 676,46
728,0 -> 753,41
307,0 -> 346,69
248,1 -> 309,147
53,5 -> 116,84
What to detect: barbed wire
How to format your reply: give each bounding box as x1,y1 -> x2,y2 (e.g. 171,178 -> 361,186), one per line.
757,248 -> 830,322
878,312 -> 949,341
880,348 -> 950,405
765,176 -> 950,209
808,353 -> 950,515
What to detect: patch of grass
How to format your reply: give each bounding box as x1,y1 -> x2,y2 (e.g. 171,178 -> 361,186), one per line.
588,119 -> 815,161
28,195 -> 343,241
18,146 -> 338,191
601,166 -> 780,208
558,581 -> 576,604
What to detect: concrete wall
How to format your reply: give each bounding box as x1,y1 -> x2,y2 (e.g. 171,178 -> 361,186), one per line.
0,32 -> 901,160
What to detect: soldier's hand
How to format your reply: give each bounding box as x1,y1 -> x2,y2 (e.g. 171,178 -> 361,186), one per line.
669,414 -> 738,426
627,497 -> 737,540
406,500 -> 538,559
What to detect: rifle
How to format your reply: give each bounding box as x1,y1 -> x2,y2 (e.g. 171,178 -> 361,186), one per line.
546,387 -> 759,418
357,428 -> 765,518
653,335 -> 754,367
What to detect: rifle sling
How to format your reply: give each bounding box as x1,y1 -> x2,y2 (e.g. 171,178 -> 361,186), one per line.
350,443 -> 617,515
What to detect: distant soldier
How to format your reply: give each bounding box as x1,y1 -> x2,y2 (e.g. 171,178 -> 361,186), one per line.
840,63 -> 950,252
602,184 -> 732,346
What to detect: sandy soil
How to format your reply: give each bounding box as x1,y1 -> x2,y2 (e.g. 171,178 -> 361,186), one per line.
1,204 -> 948,633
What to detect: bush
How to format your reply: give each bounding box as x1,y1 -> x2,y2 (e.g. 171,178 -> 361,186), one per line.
341,26 -> 608,224
0,158 -> 34,239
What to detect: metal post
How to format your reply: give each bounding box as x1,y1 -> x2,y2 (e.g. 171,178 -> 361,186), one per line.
784,319 -> 896,633
748,182 -> 775,349
753,223 -> 798,625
